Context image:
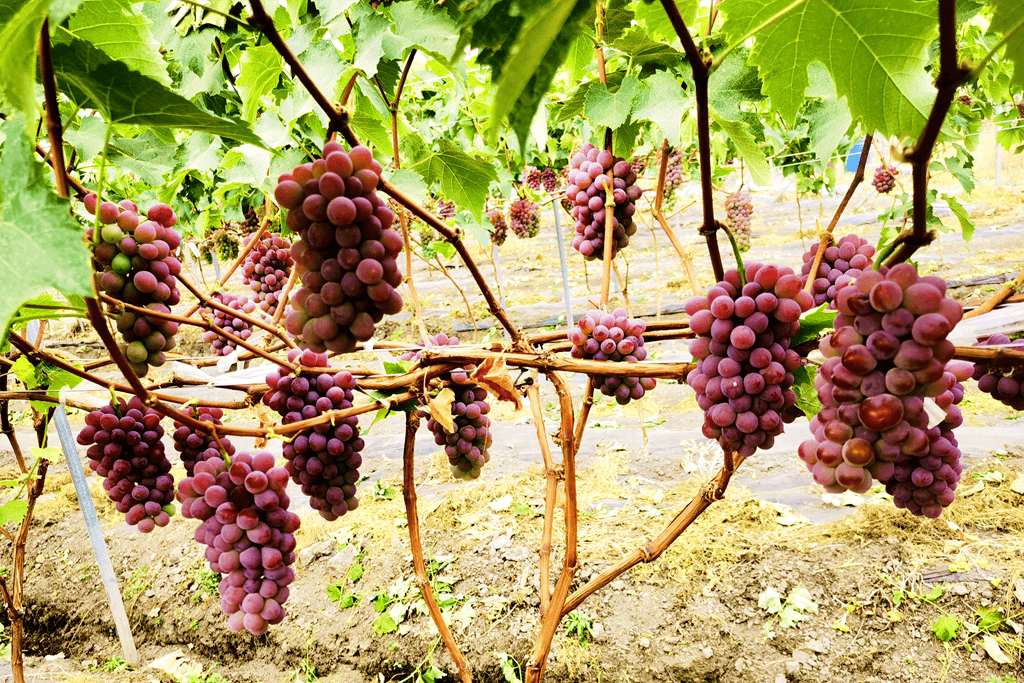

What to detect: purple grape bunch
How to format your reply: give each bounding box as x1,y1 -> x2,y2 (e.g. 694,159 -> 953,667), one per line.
401,334 -> 494,480
263,349 -> 364,521
872,166 -> 898,194
566,143 -> 641,260
797,264 -> 969,517
971,334 -> 1024,409
77,397 -> 175,533
86,194 -> 182,377
686,264 -> 813,457
509,197 -> 540,239
660,147 -> 685,202
177,451 -> 299,635
568,308 -> 656,405
540,167 -> 559,193
724,190 -> 752,252
242,234 -> 293,315
522,166 -> 542,192
172,406 -> 236,477
487,207 -> 508,246
203,293 -> 256,356
800,234 -> 877,308
275,142 -> 404,353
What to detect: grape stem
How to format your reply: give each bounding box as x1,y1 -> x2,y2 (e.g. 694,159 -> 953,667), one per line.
718,223 -> 747,287
0,369 -> 27,473
526,380 -> 558,614
963,268 -> 1024,320
649,147 -> 701,296
37,20 -> 69,199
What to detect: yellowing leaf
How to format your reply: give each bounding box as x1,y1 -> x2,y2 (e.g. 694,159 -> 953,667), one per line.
981,635 -> 1012,664
471,356 -> 523,410
428,387 -> 456,434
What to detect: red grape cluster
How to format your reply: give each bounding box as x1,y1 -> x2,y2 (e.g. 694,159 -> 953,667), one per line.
177,451 -> 299,635
86,194 -> 182,376
686,265 -> 812,457
629,157 -> 647,178
172,406 -> 236,477
77,397 -> 175,533
566,143 -> 641,260
275,142 -> 404,352
800,234 -> 877,308
872,166 -> 898,193
487,208 -> 507,246
203,293 -> 256,356
971,334 -> 1024,409
401,334 -> 494,480
568,308 -> 656,405
263,349 -> 364,520
797,264 -> 968,517
522,166 -> 542,191
540,167 -> 559,193
509,197 -> 540,239
242,234 -> 293,315
662,148 -> 684,202
724,191 -> 752,252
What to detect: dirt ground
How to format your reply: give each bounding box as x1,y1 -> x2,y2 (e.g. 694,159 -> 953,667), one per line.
3,149 -> 1024,683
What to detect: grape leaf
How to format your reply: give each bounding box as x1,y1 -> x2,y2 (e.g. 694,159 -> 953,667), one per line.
804,64 -> 853,163
66,0 -> 170,85
470,356 -> 523,410
611,26 -> 684,69
790,365 -> 821,418
792,304 -> 836,346
352,10 -> 391,80
719,0 -> 937,139
633,0 -> 696,43
711,108 -> 771,186
50,37 -> 261,145
427,387 -> 456,434
601,6 -> 634,43
584,75 -> 643,131
0,0 -> 48,121
943,194 -> 974,242
0,500 -> 28,527
237,43 -> 283,124
411,140 -> 497,221
930,615 -> 960,642
981,635 -> 1012,664
391,0 -> 459,62
990,0 -> 1024,91
564,34 -> 593,84
0,116 -> 94,347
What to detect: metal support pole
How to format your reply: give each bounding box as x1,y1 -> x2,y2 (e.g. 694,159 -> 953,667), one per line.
552,205 -> 574,328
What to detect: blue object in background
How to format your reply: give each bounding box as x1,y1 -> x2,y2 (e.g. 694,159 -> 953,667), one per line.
846,140 -> 865,173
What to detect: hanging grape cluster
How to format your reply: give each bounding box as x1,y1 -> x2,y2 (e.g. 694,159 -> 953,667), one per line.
263,350 -> 364,520
178,451 -> 298,635
971,335 -> 1024,409
872,166 -> 898,194
77,397 -> 175,533
540,167 -> 559,193
172,406 -> 236,477
242,233 -> 293,315
86,194 -> 182,377
686,265 -> 812,457
566,143 -> 641,260
203,293 -> 256,356
487,207 -> 508,246
660,144 -> 685,202
275,142 -> 404,352
509,198 -> 540,239
568,308 -> 656,405
797,264 -> 969,517
522,166 -> 542,191
401,334 -> 494,479
724,190 -> 753,252
800,234 -> 877,308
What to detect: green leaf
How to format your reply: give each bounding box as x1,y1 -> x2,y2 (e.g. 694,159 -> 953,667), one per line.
719,0 -> 937,138
975,606 -> 1004,632
793,304 -> 837,346
236,43 -> 283,124
921,586 -> 943,602
610,26 -> 684,68
347,561 -> 364,583
632,71 -> 686,146
791,365 -> 821,419
50,37 -> 261,145
391,0 -> 459,61
387,168 -> 429,206
412,140 -> 497,221
601,6 -> 634,43
711,108 -> 771,186
584,75 -> 643,131
66,0 -> 170,85
633,0 -> 694,43
758,587 -> 783,613
326,584 -> 343,602
981,635 -> 1012,664
383,360 -> 412,375
373,612 -> 397,635
353,10 -> 391,79
990,0 -> 1024,91
804,65 -> 853,163
563,34 -> 593,84
0,0 -> 48,120
930,615 -> 960,642
10,356 -> 36,388
943,195 -> 974,242
0,116 -> 94,347
786,586 -> 818,614
0,500 -> 27,527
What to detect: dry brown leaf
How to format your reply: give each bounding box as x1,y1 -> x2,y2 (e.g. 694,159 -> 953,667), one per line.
471,356 -> 524,410
428,387 -> 456,434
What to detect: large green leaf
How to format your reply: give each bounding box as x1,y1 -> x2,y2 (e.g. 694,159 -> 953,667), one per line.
711,106 -> 771,186
0,0 -> 48,121
50,37 -> 261,145
391,0 -> 459,62
584,74 -> 643,131
990,0 -> 1024,90
65,0 -> 170,85
0,116 -> 94,347
804,64 -> 853,163
632,71 -> 686,147
411,140 -> 497,221
719,0 -> 937,139
237,43 -> 283,124
610,26 -> 684,69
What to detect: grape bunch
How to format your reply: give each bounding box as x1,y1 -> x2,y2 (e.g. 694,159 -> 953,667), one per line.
796,264 -> 969,517
971,335 -> 1024,409
662,149 -> 685,202
172,406 -> 236,477
242,234 -> 293,315
401,335 -> 493,480
566,143 -> 642,260
203,293 -> 256,356
685,265 -> 813,457
568,308 -> 656,405
509,197 -> 540,239
275,142 -> 404,352
77,397 -> 175,533
86,194 -> 182,377
724,190 -> 753,252
629,157 -> 648,179
800,234 -> 877,308
872,166 -> 899,194
177,451 -> 299,635
540,167 -> 559,193
487,207 -> 508,247
263,349 -> 364,520
522,166 -> 542,192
